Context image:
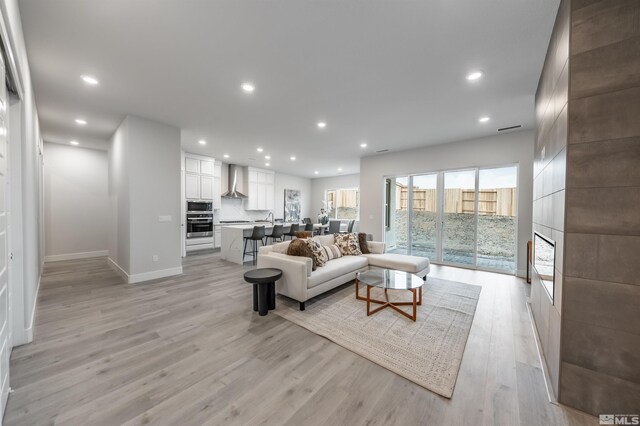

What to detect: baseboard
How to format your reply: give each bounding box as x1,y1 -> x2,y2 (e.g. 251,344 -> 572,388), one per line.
128,266 -> 183,284
107,257 -> 129,282
45,250 -> 109,262
107,258 -> 182,284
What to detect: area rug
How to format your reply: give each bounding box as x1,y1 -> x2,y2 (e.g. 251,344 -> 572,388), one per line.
274,277 -> 481,398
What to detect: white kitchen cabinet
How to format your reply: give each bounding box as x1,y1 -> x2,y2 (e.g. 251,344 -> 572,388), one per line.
200,176 -> 214,200
200,160 -> 214,176
184,154 -> 222,206
185,173 -> 200,199
185,157 -> 200,174
246,167 -> 275,210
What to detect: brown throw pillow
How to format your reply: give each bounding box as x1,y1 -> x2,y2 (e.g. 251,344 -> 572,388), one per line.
287,238 -> 316,270
358,232 -> 371,254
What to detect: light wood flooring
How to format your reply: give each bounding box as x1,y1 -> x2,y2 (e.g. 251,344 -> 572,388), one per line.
4,251 -> 597,425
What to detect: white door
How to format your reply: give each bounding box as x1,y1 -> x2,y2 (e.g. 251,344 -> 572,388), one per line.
0,55 -> 10,417
185,174 -> 200,199
200,176 -> 214,200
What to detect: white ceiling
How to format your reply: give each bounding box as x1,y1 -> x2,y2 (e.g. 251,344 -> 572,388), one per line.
20,0 -> 558,177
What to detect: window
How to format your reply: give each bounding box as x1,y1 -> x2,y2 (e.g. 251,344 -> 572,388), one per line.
325,188 -> 359,220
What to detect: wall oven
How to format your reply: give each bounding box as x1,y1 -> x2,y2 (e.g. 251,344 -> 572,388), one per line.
186,213 -> 213,238
187,201 -> 213,213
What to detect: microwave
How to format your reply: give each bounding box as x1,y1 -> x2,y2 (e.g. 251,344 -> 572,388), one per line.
187,201 -> 213,213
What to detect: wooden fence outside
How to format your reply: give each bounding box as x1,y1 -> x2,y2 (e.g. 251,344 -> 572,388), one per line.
397,185 -> 516,217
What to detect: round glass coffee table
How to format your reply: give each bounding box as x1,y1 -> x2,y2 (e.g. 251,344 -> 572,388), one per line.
355,269 -> 424,321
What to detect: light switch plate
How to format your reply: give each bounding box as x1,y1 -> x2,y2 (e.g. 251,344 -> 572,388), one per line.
158,215 -> 172,222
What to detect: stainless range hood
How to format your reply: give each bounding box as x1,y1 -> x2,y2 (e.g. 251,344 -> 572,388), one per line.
221,164 -> 247,199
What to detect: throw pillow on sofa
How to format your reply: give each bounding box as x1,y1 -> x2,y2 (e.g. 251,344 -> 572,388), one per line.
334,233 -> 362,256
357,232 -> 371,254
305,239 -> 326,268
287,239 -> 317,270
319,244 -> 342,263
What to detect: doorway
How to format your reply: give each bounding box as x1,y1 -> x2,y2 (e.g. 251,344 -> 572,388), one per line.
385,165 -> 518,274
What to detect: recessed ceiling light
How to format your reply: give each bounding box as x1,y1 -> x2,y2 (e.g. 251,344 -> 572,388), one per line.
317,121 -> 327,129
290,156 -> 296,161
80,75 -> 99,85
198,139 -> 207,145
223,154 -> 230,158
257,147 -> 263,152
265,155 -> 271,160
360,143 -> 367,148
75,118 -> 87,125
466,71 -> 483,81
241,82 -> 255,93
478,116 -> 491,123
337,167 -> 342,172
265,163 -> 270,167
314,171 -> 319,175
70,140 -> 79,146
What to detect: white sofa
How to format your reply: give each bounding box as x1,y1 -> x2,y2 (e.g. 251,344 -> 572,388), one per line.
257,234 -> 430,310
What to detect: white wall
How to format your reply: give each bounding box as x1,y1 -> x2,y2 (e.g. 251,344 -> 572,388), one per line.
44,143 -> 108,261
274,172 -> 311,220
108,118 -> 130,273
310,173 -> 360,219
360,130 -> 534,275
108,115 -> 182,282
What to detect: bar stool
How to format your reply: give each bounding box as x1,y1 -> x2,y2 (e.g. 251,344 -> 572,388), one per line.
283,223 -> 300,240
265,224 -> 285,245
243,225 -> 265,265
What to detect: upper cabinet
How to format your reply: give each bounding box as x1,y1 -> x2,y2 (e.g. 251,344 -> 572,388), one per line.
246,167 -> 275,211
184,153 -> 222,209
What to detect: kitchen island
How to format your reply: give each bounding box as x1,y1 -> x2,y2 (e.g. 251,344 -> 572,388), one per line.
220,224 -> 293,264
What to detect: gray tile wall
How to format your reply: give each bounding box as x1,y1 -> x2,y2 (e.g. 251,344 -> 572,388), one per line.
560,0 -> 640,415
531,0 -> 570,397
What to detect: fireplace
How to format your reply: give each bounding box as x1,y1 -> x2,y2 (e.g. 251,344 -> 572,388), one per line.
533,232 -> 555,302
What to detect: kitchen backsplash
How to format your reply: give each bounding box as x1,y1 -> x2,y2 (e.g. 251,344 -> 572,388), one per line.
215,198 -> 270,222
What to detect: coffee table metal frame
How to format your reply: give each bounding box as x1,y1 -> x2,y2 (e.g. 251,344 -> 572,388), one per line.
355,269 -> 423,321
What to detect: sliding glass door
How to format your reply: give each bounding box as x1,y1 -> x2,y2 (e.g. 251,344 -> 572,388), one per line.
442,170 -> 477,266
410,174 -> 438,260
477,166 -> 518,271
384,165 -> 518,274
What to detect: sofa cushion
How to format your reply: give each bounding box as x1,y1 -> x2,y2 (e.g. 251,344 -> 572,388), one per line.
287,239 -> 316,270
334,233 -> 362,256
269,240 -> 291,254
307,255 -> 369,288
313,234 -> 335,246
362,253 -> 430,274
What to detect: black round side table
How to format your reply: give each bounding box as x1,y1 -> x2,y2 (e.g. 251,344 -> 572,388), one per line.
243,268 -> 283,316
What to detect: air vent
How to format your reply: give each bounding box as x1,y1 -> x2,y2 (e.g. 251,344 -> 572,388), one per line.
376,149 -> 389,153
497,125 -> 522,132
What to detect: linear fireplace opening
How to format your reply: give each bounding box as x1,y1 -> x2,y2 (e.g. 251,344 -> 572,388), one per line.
533,232 -> 555,302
